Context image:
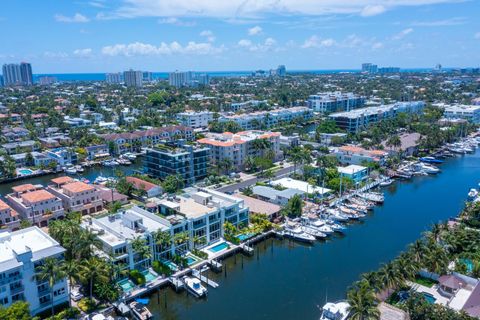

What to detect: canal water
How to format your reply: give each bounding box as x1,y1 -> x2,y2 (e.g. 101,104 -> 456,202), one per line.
146,149 -> 480,320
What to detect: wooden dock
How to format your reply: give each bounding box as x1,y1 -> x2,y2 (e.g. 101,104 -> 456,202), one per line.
192,269 -> 219,288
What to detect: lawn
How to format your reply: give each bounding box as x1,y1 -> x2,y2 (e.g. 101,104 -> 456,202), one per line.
414,276 -> 438,288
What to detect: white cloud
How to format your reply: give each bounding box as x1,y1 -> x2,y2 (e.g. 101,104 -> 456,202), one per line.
237,38 -> 277,52
200,30 -> 216,42
411,17 -> 466,27
360,5 -> 386,17
43,51 -> 69,59
88,1 -> 107,8
302,35 -> 336,48
392,28 -> 414,40
73,48 -> 93,57
248,26 -> 262,36
111,0 -> 460,19
101,41 -> 224,56
475,32 -> 480,40
157,17 -> 196,26
372,42 -> 383,50
54,13 -> 89,23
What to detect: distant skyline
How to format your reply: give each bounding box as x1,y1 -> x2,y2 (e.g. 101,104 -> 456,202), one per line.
1,0 -> 479,73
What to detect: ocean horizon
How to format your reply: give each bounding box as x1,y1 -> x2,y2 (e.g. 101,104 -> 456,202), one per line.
32,68 -> 444,82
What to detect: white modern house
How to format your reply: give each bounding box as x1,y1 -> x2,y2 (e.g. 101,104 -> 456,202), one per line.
176,111 -> 214,128
0,227 -> 69,315
443,105 -> 480,124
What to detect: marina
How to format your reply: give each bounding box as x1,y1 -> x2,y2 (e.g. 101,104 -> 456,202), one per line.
143,146 -> 480,320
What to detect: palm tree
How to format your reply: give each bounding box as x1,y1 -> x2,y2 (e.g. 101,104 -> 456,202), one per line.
80,257 -> 110,299
62,260 -> 79,307
347,280 -> 380,320
378,263 -> 403,291
131,236 -> 152,265
36,258 -> 66,316
154,230 -> 172,251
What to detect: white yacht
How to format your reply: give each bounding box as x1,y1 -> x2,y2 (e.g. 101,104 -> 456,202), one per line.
468,188 -> 479,200
310,220 -> 335,234
124,152 -> 137,160
302,225 -> 327,239
65,166 -> 77,175
184,276 -> 208,298
379,178 -> 394,187
326,209 -> 349,222
283,226 -> 315,243
129,301 -> 153,320
320,301 -> 350,320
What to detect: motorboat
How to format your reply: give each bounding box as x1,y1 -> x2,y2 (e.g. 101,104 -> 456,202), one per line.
283,226 -> 315,243
325,209 -> 349,222
117,158 -> 132,165
129,301 -> 153,320
320,300 -> 350,320
325,220 -> 346,233
102,160 -> 119,167
309,220 -> 335,234
338,206 -> 365,219
75,165 -> 84,173
415,163 -> 440,174
123,152 -> 137,160
184,276 -> 208,298
65,166 -> 77,175
301,226 -> 327,239
468,188 -> 479,200
420,156 -> 444,164
379,178 -> 394,187
358,192 -> 384,204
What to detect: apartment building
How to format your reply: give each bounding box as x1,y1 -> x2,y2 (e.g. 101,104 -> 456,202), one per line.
218,107 -> 313,130
144,144 -> 209,186
197,130 -> 282,169
101,126 -> 194,155
0,200 -> 20,231
335,145 -> 389,165
0,227 -> 69,315
47,177 -> 103,215
328,101 -> 425,133
307,92 -> 365,113
176,111 -> 214,128
5,184 -> 65,227
443,105 -> 480,124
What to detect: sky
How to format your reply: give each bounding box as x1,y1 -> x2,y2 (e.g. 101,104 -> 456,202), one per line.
1,0 -> 480,73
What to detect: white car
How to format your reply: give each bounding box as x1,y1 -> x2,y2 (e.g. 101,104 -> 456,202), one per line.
71,290 -> 83,301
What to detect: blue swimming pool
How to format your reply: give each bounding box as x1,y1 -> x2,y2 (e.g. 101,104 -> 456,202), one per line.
186,256 -> 199,265
19,169 -> 33,175
163,260 -> 178,271
460,258 -> 474,273
209,242 -> 229,253
237,233 -> 254,241
141,269 -> 157,283
421,292 -> 436,304
118,279 -> 135,292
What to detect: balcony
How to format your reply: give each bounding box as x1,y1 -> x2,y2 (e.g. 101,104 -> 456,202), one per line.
10,284 -> 25,295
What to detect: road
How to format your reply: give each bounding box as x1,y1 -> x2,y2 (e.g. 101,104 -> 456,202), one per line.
216,164 -> 301,193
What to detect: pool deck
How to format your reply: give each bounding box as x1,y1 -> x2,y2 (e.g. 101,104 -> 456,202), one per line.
409,282 -> 450,306
119,233 -> 276,302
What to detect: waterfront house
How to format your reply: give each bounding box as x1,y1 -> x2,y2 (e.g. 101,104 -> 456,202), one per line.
381,133 -> 421,157
85,144 -> 109,160
443,105 -> 480,124
337,165 -> 369,185
335,145 -> 388,166
233,193 -> 281,221
270,178 -> 332,197
95,185 -> 129,205
6,184 -> 65,227
0,227 -> 69,315
126,176 -> 162,198
252,185 -> 305,205
1,140 -> 39,155
47,177 -> 103,215
0,199 -> 20,231
45,148 -> 78,166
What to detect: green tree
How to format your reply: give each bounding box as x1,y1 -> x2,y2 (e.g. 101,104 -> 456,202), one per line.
36,257 -> 66,317
79,257 -> 110,299
347,280 -> 380,320
162,174 -> 184,193
282,194 -> 303,217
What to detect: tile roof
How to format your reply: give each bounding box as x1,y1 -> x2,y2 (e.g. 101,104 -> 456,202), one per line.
21,190 -> 56,203
0,199 -> 12,211
12,184 -> 37,193
62,181 -> 95,193
51,176 -> 74,185
126,176 -> 158,191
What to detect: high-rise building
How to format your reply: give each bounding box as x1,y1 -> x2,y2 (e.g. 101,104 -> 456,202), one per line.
168,71 -> 210,88
142,71 -> 153,82
20,62 -> 33,85
0,74 -> 3,87
2,62 -> 33,86
378,67 -> 400,74
361,63 -> 378,73
105,72 -> 122,84
38,76 -> 57,85
123,69 -> 143,87
277,65 -> 286,76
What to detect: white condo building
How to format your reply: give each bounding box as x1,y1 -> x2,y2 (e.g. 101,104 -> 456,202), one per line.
218,107 -> 313,130
197,130 -> 282,169
176,111 -> 214,128
307,91 -> 365,113
0,227 -> 69,315
443,105 -> 480,124
123,70 -> 143,88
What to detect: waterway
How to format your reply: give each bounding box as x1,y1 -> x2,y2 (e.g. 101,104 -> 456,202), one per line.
146,149 -> 480,320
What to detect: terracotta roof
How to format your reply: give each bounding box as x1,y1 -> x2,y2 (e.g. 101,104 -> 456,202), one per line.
197,138 -> 244,147
21,190 -> 56,203
51,176 -> 74,185
126,176 -> 158,191
12,184 -> 37,193
234,194 -> 281,217
62,181 -> 95,193
0,199 -> 11,211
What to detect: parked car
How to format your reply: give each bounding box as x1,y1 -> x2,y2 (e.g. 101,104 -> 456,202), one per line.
71,290 -> 84,301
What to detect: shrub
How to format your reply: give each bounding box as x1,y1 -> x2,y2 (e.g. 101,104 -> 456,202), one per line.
129,269 -> 146,286
192,249 -> 208,260
77,298 -> 96,313
152,261 -> 173,276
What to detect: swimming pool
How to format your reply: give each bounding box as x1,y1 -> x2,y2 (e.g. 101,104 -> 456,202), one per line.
209,242 -> 229,253
186,256 -> 198,265
141,269 -> 157,283
18,169 -> 33,175
118,279 -> 135,292
460,258 -> 474,273
421,292 -> 436,304
163,260 -> 178,271
237,233 -> 254,241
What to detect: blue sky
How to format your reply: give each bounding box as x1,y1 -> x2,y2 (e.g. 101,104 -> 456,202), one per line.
1,0 -> 479,73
